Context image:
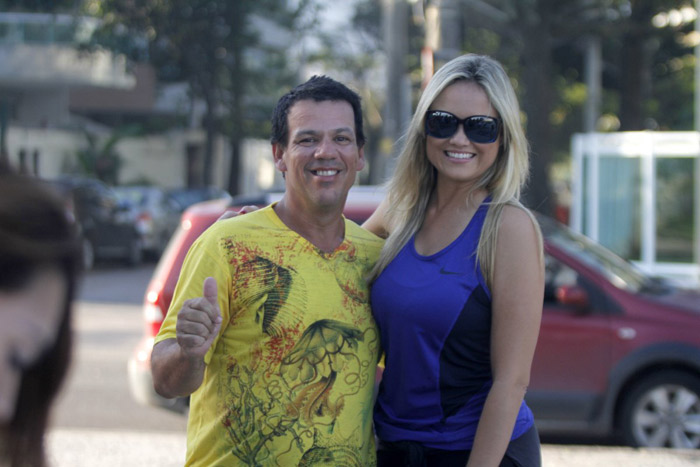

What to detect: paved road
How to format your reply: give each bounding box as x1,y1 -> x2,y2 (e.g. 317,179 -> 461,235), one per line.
48,263 -> 188,466
45,264 -> 700,466
51,263 -> 187,432
48,428 -> 700,467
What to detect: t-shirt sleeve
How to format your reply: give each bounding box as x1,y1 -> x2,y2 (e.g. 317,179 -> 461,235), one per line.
154,227 -> 232,365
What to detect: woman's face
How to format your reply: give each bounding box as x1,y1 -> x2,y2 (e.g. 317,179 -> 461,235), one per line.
0,267 -> 67,423
425,80 -> 501,189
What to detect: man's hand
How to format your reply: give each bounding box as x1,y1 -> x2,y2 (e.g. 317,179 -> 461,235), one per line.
217,205 -> 259,221
175,276 -> 222,359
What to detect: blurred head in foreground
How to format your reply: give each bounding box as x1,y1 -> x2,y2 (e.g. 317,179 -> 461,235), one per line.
0,162 -> 82,467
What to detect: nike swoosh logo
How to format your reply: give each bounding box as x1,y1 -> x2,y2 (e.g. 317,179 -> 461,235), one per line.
439,267 -> 461,275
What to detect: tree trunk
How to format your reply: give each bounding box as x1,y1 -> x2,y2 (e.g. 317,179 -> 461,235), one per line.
227,23 -> 244,196
518,2 -> 554,215
619,1 -> 655,131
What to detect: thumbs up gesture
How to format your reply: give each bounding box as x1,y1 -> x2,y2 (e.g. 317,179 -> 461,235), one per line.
175,276 -> 222,359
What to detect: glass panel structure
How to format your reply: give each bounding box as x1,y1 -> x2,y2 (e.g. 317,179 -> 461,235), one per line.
655,157 -> 695,263
571,132 -> 699,286
598,155 -> 642,261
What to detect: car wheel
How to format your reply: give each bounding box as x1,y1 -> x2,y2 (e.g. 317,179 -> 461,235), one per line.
620,370 -> 700,448
82,238 -> 95,271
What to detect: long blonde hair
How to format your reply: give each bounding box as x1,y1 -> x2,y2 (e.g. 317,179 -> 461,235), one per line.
372,54 -> 541,288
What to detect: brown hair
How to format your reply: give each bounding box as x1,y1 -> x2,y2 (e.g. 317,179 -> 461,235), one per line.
0,162 -> 82,467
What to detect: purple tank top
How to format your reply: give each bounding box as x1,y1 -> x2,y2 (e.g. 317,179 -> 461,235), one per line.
371,199 -> 534,449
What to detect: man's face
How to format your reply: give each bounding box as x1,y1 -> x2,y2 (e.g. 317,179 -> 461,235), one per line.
273,99 -> 365,214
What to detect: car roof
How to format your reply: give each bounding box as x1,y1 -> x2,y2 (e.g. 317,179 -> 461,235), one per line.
225,185 -> 386,211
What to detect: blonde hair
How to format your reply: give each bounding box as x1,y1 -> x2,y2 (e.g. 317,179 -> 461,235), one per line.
372,54 -> 542,288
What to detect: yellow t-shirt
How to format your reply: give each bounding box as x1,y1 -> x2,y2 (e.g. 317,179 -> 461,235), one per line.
156,204 -> 383,466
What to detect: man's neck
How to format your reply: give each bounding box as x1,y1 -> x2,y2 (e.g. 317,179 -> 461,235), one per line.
273,198 -> 345,253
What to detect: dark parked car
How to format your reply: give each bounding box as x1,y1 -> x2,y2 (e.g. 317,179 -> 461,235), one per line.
128,187 -> 700,449
167,186 -> 231,212
46,176 -> 142,269
114,186 -> 182,258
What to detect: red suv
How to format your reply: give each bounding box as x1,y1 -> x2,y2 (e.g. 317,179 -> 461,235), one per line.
127,186 -> 385,412
128,186 -> 700,449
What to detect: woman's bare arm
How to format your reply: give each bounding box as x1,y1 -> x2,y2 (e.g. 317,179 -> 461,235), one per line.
467,206 -> 544,466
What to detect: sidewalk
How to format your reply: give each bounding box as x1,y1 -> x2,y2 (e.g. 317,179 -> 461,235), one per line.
541,444 -> 700,466
48,429 -> 186,467
48,428 -> 700,466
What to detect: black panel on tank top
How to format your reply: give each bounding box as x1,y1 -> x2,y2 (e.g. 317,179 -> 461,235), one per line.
439,284 -> 492,421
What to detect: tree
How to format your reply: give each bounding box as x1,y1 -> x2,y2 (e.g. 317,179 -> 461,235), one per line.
90,0 -> 315,194
0,0 -> 77,10
608,0 -> 695,130
70,130 -> 122,185
454,0 -> 695,213
451,1 -> 608,213
305,0 -> 414,184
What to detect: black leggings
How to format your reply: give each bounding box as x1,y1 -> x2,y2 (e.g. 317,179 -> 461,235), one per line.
377,424 -> 541,467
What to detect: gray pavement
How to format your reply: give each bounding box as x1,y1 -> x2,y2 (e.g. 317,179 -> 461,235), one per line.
46,429 -> 700,466
48,429 -> 186,467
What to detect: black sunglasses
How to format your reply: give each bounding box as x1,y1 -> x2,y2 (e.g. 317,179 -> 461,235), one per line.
424,110 -> 500,143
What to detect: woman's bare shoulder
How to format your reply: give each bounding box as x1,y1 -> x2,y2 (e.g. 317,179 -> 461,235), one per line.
498,203 -> 539,238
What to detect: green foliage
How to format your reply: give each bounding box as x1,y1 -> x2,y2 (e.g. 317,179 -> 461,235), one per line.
0,0 -> 77,11
454,1 -> 695,173
91,0 -> 311,93
70,125 -> 140,185
88,0 -> 318,191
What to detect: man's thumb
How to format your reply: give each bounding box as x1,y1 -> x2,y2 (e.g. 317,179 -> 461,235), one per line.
202,276 -> 218,307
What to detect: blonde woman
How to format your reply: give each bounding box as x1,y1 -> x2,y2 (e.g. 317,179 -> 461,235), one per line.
364,54 -> 544,466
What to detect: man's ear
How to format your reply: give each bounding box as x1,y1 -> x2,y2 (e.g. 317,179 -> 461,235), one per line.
357,145 -> 366,171
272,143 -> 286,172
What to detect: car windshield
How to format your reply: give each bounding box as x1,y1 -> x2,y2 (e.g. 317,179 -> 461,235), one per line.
538,216 -> 666,294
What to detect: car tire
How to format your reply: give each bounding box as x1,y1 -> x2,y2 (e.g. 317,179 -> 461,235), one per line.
82,238 -> 95,271
619,370 -> 700,449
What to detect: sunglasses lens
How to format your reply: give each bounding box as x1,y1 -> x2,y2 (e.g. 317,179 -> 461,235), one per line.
465,116 -> 499,143
425,112 -> 459,138
426,111 -> 499,143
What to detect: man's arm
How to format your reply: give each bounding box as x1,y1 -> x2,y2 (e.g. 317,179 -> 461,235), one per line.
151,276 -> 222,398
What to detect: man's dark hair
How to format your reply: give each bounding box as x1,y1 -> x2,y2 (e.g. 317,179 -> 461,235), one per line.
270,75 -> 365,147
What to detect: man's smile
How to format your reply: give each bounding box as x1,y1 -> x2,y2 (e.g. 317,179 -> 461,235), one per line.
312,169 -> 340,176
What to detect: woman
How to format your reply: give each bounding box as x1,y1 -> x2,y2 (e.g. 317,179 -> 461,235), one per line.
0,165 -> 82,467
364,54 -> 544,466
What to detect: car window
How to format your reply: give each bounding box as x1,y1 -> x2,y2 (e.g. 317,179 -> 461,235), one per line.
539,216 -> 650,294
544,255 -> 579,304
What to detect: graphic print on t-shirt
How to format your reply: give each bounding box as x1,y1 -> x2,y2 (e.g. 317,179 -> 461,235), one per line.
217,241 -> 375,465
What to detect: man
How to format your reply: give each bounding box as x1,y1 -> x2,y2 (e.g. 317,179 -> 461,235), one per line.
151,76 -> 383,466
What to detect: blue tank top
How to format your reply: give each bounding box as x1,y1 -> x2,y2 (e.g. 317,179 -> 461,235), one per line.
371,199 -> 534,449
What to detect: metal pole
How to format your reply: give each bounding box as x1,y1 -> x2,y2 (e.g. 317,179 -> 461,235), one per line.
377,0 -> 409,184
583,36 -> 602,133
0,99 -> 8,165
426,0 -> 461,70
695,0 -> 700,284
